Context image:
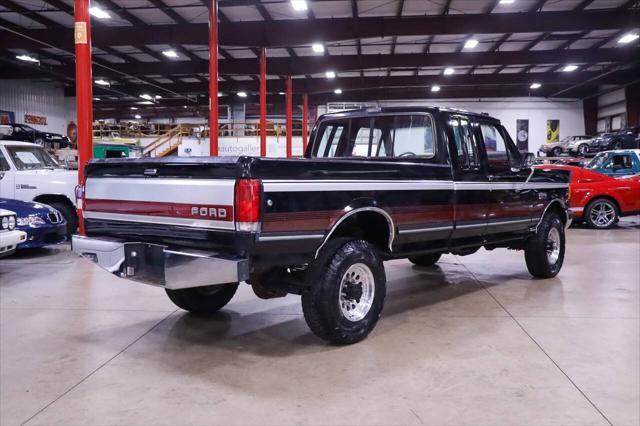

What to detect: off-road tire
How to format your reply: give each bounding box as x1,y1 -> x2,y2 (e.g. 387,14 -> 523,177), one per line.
408,253 -> 441,267
302,239 -> 386,345
49,202 -> 78,236
584,198 -> 618,229
166,283 -> 238,314
525,212 -> 565,278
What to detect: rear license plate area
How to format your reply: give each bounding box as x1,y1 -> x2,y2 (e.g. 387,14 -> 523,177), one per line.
123,243 -> 166,285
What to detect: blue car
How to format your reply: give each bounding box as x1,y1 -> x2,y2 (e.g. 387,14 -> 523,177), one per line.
0,198 -> 67,249
585,149 -> 640,177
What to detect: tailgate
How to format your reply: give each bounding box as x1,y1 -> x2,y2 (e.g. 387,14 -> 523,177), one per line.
83,157 -> 239,231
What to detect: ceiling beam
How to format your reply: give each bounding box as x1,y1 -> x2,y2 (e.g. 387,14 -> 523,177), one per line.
8,47 -> 634,79
1,9 -> 636,50
62,66 -> 640,98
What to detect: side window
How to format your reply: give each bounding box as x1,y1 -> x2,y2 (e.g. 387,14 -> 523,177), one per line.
611,154 -> 633,170
480,122 -> 513,170
392,115 -> 435,157
480,124 -> 507,153
351,119 -> 373,156
450,117 -> 480,169
0,150 -> 10,171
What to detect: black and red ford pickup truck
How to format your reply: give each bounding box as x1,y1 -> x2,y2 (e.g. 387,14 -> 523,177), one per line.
73,107 -> 571,344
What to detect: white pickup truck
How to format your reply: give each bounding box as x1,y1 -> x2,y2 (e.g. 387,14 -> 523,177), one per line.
0,141 -> 78,234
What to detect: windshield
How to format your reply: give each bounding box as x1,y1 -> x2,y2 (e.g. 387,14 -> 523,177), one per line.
18,125 -> 36,131
560,136 -> 572,143
5,146 -> 60,170
586,153 -> 607,169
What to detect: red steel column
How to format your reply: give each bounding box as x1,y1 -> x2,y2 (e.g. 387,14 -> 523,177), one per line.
285,76 -> 292,158
74,0 -> 93,235
208,0 -> 219,156
259,47 -> 267,156
302,94 -> 308,152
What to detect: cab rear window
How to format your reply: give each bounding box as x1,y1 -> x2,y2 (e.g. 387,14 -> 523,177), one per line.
312,114 -> 435,158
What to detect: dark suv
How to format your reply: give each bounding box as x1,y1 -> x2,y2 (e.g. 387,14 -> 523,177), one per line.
590,126 -> 640,152
0,124 -> 71,149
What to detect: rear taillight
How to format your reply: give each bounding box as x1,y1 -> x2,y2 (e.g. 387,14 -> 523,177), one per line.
235,179 -> 261,231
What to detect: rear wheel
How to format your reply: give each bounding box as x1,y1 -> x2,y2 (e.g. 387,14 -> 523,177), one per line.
408,253 -> 441,267
585,198 -> 618,229
166,283 -> 238,314
613,141 -> 622,150
577,144 -> 589,156
302,240 -> 386,345
525,212 -> 565,278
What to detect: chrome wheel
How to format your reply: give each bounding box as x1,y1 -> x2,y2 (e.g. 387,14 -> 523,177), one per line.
546,227 -> 561,265
339,263 -> 375,322
589,201 -> 616,228
578,144 -> 588,155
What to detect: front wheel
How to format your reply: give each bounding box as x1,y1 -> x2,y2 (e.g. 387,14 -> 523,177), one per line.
585,198 -> 618,229
525,213 -> 565,278
166,283 -> 238,314
577,144 -> 589,156
49,202 -> 78,236
302,240 -> 386,345
552,147 -> 563,157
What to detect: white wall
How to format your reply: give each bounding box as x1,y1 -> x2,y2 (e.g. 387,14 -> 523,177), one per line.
179,136 -> 304,157
321,97 -> 585,151
596,87 -> 626,132
0,80 -> 76,135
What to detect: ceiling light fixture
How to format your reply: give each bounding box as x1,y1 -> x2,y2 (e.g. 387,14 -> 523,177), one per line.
334,88 -> 342,94
162,50 -> 178,58
89,6 -> 110,19
464,39 -> 479,49
16,54 -> 39,63
237,92 -> 248,97
562,64 -> 578,72
94,79 -> 110,86
444,67 -> 455,75
155,95 -> 162,99
499,0 -> 515,4
312,43 -> 325,53
218,92 -> 223,97
325,70 -> 336,79
530,82 -> 542,89
130,107 -> 138,110
134,114 -> 142,119
139,94 -> 153,100
431,86 -> 441,92
93,98 -> 101,101
291,0 -> 308,11
618,33 -> 639,44
138,101 -> 154,105
278,92 -> 286,95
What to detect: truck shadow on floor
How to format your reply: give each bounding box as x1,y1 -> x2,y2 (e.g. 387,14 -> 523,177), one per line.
159,262 -> 506,360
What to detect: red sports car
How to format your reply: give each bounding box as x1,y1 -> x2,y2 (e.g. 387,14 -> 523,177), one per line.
536,165 -> 640,229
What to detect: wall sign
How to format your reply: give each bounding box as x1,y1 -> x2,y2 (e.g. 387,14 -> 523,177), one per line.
0,110 -> 15,125
516,119 -> 529,151
24,114 -> 47,126
546,119 -> 560,143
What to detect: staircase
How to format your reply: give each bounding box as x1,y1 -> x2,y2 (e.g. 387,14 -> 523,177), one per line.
143,125 -> 187,157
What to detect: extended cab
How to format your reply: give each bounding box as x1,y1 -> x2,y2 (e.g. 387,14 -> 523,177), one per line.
0,141 -> 78,234
73,107 -> 571,344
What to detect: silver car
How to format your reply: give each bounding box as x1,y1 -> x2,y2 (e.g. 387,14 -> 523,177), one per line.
539,135 -> 591,157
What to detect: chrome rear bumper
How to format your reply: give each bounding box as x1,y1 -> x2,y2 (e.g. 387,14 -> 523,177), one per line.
72,235 -> 249,290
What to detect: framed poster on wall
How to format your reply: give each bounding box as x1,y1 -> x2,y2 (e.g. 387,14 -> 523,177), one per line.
0,110 -> 15,124
546,119 -> 560,143
516,119 -> 529,151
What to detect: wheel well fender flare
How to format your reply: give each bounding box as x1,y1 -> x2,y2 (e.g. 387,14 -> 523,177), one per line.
536,199 -> 569,231
32,193 -> 75,209
314,206 -> 395,258
585,194 -> 621,214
